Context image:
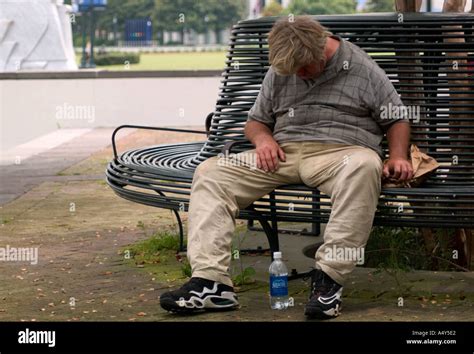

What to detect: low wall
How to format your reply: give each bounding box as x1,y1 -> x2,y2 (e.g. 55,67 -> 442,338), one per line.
0,71 -> 223,150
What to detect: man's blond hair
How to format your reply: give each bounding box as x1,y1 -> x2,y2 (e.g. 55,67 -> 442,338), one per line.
268,15 -> 331,76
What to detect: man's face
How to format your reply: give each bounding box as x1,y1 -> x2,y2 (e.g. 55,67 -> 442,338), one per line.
296,61 -> 325,80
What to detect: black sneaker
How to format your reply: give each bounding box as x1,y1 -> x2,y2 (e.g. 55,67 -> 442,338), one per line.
304,269 -> 343,319
160,277 -> 239,313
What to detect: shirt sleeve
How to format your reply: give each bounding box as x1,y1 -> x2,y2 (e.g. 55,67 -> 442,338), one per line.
247,67 -> 275,128
369,66 -> 411,132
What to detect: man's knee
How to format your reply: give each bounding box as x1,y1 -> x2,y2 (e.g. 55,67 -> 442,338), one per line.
348,149 -> 383,178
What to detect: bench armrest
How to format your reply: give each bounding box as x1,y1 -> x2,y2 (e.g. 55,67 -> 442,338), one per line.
112,124 -> 207,159
205,112 -> 214,135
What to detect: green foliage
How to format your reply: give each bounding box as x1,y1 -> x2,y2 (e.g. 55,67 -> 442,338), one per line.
153,0 -> 246,43
233,266 -> 256,286
194,0 -> 246,33
181,258 -> 192,278
286,0 -> 358,15
127,231 -> 181,264
96,0 -> 155,32
94,52 -> 140,66
73,0 -> 246,45
262,1 -> 285,16
364,0 -> 395,12
230,232 -> 257,286
83,51 -> 227,70
0,218 -> 11,225
365,227 -> 458,272
365,227 -> 419,272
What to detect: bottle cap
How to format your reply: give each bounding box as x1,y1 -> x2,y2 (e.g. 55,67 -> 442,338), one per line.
273,251 -> 282,259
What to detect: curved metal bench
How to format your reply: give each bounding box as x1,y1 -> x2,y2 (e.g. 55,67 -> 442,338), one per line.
107,13 -> 474,270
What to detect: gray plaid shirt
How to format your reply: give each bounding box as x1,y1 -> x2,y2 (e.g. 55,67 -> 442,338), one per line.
247,36 -> 410,158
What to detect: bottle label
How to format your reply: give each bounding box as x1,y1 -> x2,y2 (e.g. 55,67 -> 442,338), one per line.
270,275 -> 288,297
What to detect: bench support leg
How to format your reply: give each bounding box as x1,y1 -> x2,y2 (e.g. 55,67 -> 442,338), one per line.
258,218 -> 280,258
247,206 -> 315,281
172,209 -> 185,253
246,190 -> 322,236
154,191 -> 186,252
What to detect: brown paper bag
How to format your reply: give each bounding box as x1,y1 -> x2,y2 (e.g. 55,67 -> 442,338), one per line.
382,144 -> 440,188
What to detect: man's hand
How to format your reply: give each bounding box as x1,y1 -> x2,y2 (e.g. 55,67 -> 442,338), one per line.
383,157 -> 413,182
245,120 -> 285,172
255,137 -> 286,172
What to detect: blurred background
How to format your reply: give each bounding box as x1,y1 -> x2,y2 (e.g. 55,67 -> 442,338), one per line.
2,0 -> 468,72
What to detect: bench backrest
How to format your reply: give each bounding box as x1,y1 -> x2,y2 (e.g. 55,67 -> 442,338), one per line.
196,13 -> 474,187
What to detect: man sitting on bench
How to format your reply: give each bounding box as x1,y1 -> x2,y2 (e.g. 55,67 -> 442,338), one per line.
160,15 -> 413,319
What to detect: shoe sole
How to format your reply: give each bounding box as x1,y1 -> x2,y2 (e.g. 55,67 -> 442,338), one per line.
304,303 -> 342,319
160,295 -> 239,314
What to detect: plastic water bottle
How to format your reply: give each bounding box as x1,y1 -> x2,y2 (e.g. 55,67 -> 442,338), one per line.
269,251 -> 289,310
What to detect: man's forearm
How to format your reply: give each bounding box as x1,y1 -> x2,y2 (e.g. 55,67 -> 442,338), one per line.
386,122 -> 411,159
244,120 -> 275,146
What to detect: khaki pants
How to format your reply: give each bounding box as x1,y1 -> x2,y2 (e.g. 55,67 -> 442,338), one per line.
187,141 -> 383,287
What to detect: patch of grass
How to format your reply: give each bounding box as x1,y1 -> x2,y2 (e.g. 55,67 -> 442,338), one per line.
126,231 -> 182,265
231,233 -> 257,286
122,230 -> 190,285
94,52 -> 140,66
181,258 -> 192,278
233,266 -> 256,286
77,51 -> 227,71
0,218 -> 11,225
365,227 -> 458,273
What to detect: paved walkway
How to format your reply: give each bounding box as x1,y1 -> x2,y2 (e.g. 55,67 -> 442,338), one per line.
0,128 -> 115,205
0,128 -> 472,321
